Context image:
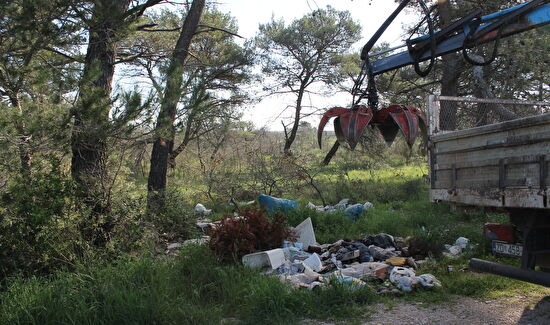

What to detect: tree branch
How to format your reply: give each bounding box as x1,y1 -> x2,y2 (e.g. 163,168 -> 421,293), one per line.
44,47 -> 84,63
195,24 -> 243,38
123,0 -> 165,20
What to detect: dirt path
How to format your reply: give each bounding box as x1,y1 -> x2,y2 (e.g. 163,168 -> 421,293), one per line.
364,293 -> 550,325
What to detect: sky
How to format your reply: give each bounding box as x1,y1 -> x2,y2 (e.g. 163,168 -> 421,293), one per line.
211,0 -> 417,130
174,0 -> 417,130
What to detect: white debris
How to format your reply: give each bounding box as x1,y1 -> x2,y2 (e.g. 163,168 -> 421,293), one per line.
443,237 -> 471,258
416,274 -> 442,288
195,203 -> 206,213
448,245 -> 462,255
334,198 -> 350,210
302,253 -> 323,272
194,203 -> 212,216
390,266 -> 417,291
455,237 -> 470,249
293,217 -> 317,250
396,276 -> 415,292
242,248 -> 286,270
183,236 -> 210,246
363,201 -> 374,210
167,242 -> 182,250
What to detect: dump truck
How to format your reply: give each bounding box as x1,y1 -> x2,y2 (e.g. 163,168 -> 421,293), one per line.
427,95 -> 550,286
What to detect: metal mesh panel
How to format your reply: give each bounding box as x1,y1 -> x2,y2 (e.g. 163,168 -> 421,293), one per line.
428,96 -> 550,134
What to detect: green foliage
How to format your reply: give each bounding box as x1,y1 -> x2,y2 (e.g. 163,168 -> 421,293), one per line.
1,165 -> 73,229
0,167 -> 83,280
256,5 -> 361,85
146,187 -> 197,239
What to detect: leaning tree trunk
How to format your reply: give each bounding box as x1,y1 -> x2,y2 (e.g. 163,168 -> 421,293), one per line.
147,0 -> 205,213
471,54 -> 518,123
322,141 -> 340,165
283,82 -> 308,155
71,0 -> 131,215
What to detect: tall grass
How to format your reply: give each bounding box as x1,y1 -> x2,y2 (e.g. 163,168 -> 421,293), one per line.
0,246 -> 379,325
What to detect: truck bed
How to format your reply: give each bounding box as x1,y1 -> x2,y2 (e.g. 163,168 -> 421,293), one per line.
429,112 -> 550,209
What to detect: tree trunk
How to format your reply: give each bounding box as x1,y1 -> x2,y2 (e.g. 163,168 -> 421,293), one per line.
283,83 -> 307,155
437,0 -> 461,131
322,141 -> 340,165
9,95 -> 32,177
147,0 -> 205,213
471,55 -> 518,123
71,0 -> 131,215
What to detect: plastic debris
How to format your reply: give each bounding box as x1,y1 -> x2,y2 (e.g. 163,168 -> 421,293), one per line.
455,237 -> 470,249
305,199 -> 374,218
443,237 -> 472,258
243,248 -> 286,270
167,242 -> 182,250
390,267 -> 417,292
385,256 -> 407,266
448,245 -> 462,255
363,201 -> 374,210
369,245 -> 397,261
416,274 -> 442,288
303,253 -> 323,272
340,262 -> 389,280
258,194 -> 298,213
307,202 -> 317,210
293,218 -> 317,250
334,198 -> 350,210
183,236 -> 210,246
345,204 -> 364,220
194,203 -> 212,216
396,276 -> 415,292
363,233 -> 395,248
247,220 -> 443,293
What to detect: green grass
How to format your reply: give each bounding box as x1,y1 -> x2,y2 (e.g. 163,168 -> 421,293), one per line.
0,246 -> 379,325
3,164 -> 550,324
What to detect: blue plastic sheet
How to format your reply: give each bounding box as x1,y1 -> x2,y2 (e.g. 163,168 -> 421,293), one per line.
258,194 -> 298,213
344,203 -> 364,221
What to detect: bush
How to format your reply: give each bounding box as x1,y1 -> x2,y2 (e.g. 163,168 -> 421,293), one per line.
209,208 -> 295,261
0,167 -> 82,281
146,187 -> 197,239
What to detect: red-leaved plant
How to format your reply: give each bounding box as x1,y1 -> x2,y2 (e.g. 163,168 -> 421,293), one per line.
209,208 -> 295,261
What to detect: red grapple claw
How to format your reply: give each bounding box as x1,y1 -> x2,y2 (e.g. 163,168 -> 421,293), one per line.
373,105 -> 427,148
318,105 -> 373,150
318,104 -> 427,152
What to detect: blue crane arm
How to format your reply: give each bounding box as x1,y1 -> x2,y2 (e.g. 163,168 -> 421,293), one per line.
370,1 -> 550,76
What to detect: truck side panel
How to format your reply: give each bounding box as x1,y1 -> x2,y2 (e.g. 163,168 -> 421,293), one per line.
430,113 -> 550,209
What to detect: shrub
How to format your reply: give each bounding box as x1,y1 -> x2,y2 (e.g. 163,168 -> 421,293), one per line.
209,208 -> 295,261
146,187 -> 197,239
0,167 -> 81,281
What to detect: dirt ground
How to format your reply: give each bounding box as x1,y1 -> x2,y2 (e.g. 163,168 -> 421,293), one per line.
304,290 -> 550,325
364,292 -> 550,325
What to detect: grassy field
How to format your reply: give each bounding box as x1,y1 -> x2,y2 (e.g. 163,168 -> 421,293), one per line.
2,165 -> 549,325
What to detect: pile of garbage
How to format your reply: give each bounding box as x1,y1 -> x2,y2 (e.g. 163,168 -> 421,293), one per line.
307,198 -> 374,220
166,196 -> 457,294
257,194 -> 374,220
242,217 -> 441,293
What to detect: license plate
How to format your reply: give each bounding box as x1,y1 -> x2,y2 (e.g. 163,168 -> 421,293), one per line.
492,241 -> 523,257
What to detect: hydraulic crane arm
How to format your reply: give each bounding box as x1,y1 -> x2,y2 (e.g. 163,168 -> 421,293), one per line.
369,0 -> 550,76
353,0 -> 550,108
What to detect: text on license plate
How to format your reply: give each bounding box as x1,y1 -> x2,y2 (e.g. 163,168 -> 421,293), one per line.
492,241 -> 523,257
